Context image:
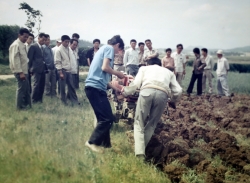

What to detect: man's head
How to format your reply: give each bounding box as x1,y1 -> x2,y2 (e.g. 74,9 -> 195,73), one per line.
93,39 -> 100,49
138,42 -> 145,52
176,44 -> 183,54
193,48 -> 200,57
201,48 -> 208,57
38,33 -> 46,45
70,39 -> 78,50
56,38 -> 62,47
61,35 -> 71,47
145,39 -> 152,50
217,50 -> 223,59
44,34 -> 50,46
147,57 -> 162,66
108,35 -> 124,54
26,33 -> 34,45
18,28 -> 30,43
165,48 -> 172,57
130,39 -> 137,49
72,33 -> 80,40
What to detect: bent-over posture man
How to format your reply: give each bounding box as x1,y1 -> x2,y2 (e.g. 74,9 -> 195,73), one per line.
28,33 -> 47,103
85,35 -> 125,153
55,35 -> 79,105
122,57 -> 182,158
9,28 -> 31,110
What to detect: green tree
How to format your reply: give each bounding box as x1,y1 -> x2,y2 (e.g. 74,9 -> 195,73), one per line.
19,2 -> 43,37
0,25 -> 20,61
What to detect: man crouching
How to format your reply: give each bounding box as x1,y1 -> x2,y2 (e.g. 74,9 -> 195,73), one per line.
121,57 -> 182,158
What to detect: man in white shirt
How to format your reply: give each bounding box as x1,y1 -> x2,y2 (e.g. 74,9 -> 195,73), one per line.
201,48 -> 214,94
55,35 -> 79,105
123,39 -> 139,76
69,39 -> 79,89
171,44 -> 186,86
52,38 -> 62,55
9,28 -> 31,110
216,50 -> 230,97
143,39 -> 159,62
121,57 -> 182,158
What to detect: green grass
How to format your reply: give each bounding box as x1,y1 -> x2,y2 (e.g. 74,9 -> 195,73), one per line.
0,63 -> 11,75
0,76 -> 170,183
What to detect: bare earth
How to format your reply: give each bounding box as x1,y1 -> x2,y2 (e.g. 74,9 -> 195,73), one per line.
0,72 -> 88,80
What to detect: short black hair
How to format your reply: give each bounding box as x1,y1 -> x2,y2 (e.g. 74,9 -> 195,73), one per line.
44,34 -> 50,38
72,33 -> 80,39
70,39 -> 78,44
201,48 -> 208,53
138,42 -> 145,47
193,48 -> 200,55
165,48 -> 172,52
130,39 -> 137,43
147,57 -> 162,66
93,39 -> 100,44
38,33 -> 46,38
29,33 -> 34,38
61,35 -> 71,42
145,39 -> 151,43
109,35 -> 124,50
176,44 -> 183,49
19,28 -> 30,35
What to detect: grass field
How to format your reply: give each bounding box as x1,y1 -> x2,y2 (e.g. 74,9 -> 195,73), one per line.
0,68 -> 250,183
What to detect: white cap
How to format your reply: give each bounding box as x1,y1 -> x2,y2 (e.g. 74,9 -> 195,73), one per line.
217,50 -> 223,54
57,38 -> 62,43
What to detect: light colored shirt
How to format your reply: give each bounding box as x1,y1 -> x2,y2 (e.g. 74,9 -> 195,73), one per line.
25,43 -> 31,53
216,57 -> 229,76
201,55 -> 214,70
143,48 -> 159,60
9,38 -> 29,74
85,45 -> 115,91
171,52 -> 186,73
55,45 -> 74,71
52,46 -> 59,56
123,48 -> 139,66
162,56 -> 175,68
69,47 -> 78,74
138,51 -> 145,65
123,65 -> 182,103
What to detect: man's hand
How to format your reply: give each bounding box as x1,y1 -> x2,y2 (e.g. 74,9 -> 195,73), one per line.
19,72 -> 26,80
60,73 -> 64,80
116,71 -> 125,79
168,101 -> 176,109
183,70 -> 186,75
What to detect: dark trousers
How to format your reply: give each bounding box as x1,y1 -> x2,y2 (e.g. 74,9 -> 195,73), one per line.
45,69 -> 57,96
32,72 -> 45,103
14,73 -> 31,109
72,74 -> 78,89
28,71 -> 32,94
59,70 -> 78,104
187,72 -> 203,95
85,86 -> 114,148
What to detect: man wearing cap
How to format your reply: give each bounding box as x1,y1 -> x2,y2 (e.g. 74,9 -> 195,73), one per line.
171,44 -> 186,86
52,39 -> 62,55
216,50 -> 230,97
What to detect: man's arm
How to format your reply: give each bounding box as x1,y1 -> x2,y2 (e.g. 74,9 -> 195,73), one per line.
54,49 -> 64,79
86,50 -> 91,66
27,45 -> 35,73
123,68 -> 143,96
169,73 -> 182,103
148,50 -> 159,59
225,59 -> 230,73
87,58 -> 91,66
102,58 -> 125,79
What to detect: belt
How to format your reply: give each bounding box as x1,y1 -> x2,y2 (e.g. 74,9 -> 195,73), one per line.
141,84 -> 170,96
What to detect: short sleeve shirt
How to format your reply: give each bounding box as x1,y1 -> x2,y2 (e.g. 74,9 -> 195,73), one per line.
85,45 -> 114,91
171,52 -> 186,72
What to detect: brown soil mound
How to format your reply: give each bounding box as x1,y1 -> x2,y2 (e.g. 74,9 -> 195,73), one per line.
126,94 -> 250,183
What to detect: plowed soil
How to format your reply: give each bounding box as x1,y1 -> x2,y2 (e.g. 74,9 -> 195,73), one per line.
126,94 -> 250,183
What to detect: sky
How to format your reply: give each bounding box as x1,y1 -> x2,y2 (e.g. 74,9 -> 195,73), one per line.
0,0 -> 250,49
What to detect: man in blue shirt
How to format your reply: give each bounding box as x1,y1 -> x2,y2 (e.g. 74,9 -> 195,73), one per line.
43,34 -> 57,97
85,35 -> 125,153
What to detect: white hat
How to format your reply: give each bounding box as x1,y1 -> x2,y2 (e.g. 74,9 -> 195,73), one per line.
217,50 -> 223,54
57,38 -> 62,43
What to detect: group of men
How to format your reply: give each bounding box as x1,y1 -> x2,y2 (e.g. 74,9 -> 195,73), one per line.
9,28 -> 231,158
9,28 -> 83,109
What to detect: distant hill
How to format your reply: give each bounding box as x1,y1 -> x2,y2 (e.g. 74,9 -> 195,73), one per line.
227,46 -> 250,53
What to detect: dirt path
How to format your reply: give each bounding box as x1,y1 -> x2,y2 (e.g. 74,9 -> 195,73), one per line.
0,72 -> 88,80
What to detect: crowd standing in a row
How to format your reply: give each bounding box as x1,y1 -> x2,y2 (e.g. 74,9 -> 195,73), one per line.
9,28 -> 231,157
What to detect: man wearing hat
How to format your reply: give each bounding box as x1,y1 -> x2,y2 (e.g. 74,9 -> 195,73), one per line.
216,50 -> 230,96
52,38 -> 62,55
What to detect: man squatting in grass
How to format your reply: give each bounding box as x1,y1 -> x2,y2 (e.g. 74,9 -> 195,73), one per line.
121,57 -> 182,158
9,28 -> 31,110
85,35 -> 125,153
